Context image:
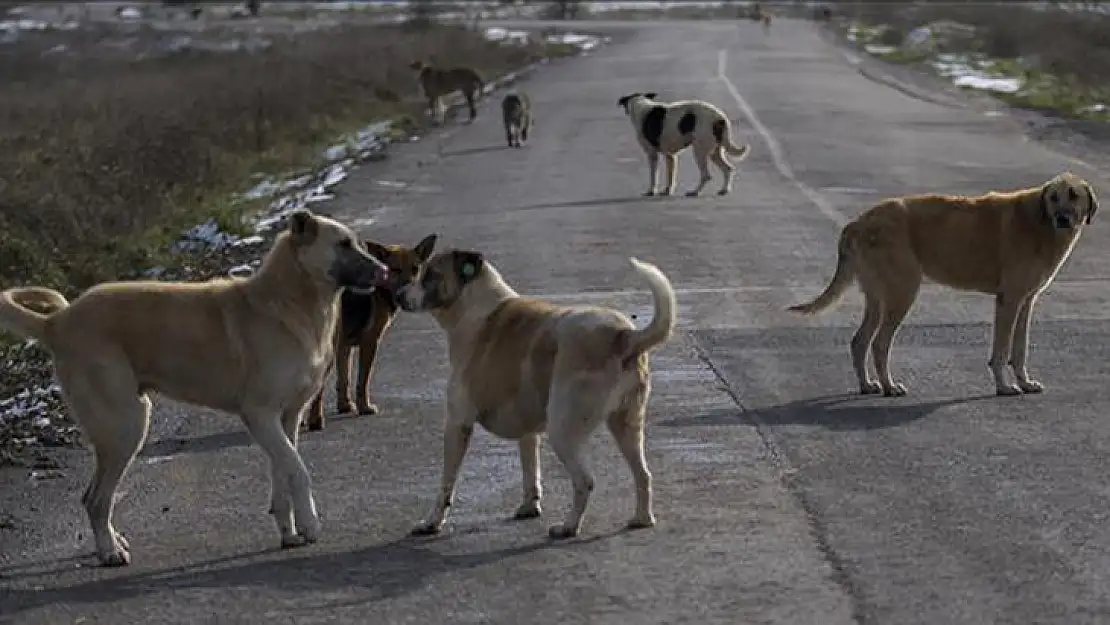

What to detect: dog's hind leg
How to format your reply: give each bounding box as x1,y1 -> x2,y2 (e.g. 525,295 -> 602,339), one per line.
607,393 -> 655,530
354,335 -> 384,415
662,153 -> 678,196
244,409 -> 319,547
711,146 -> 736,196
513,433 -> 543,520
63,361 -> 151,567
464,88 -> 478,122
334,343 -> 355,415
684,145 -> 713,197
870,275 -> 920,397
1010,292 -> 1044,393
988,292 -> 1025,396
546,389 -> 604,539
852,293 -> 883,395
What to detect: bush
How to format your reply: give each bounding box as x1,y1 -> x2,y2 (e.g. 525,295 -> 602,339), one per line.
0,23 -> 546,295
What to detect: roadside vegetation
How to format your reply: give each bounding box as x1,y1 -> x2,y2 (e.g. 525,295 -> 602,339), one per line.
826,2 -> 1110,121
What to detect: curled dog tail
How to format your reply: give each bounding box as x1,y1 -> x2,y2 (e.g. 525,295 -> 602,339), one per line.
0,287 -> 69,344
787,226 -> 856,315
711,118 -> 750,158
622,258 -> 678,360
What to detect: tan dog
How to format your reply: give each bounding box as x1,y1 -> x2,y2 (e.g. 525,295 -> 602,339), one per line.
617,92 -> 751,197
788,173 -> 1098,397
410,59 -> 486,125
0,209 -> 390,567
396,251 -> 677,539
749,3 -> 772,33
305,234 -> 438,431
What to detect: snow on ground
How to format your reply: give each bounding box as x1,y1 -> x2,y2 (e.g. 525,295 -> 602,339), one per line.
930,54 -> 1022,94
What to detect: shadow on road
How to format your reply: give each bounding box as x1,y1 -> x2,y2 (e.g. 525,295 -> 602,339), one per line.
139,430 -> 253,460
660,392 -> 999,431
0,530 -> 622,615
440,144 -> 512,158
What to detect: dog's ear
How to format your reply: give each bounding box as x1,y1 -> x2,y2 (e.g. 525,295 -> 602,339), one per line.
454,250 -> 484,283
362,238 -> 390,260
288,210 -> 318,244
617,94 -> 634,109
644,92 -> 658,100
414,234 -> 439,262
1085,182 -> 1099,225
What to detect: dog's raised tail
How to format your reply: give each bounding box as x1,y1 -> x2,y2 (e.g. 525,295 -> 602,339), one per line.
0,287 -> 69,343
786,227 -> 856,315
711,118 -> 750,158
623,258 -> 678,359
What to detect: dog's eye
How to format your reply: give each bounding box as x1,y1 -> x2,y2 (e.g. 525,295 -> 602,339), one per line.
339,238 -> 353,249
1068,188 -> 1079,202
1049,192 -> 1059,203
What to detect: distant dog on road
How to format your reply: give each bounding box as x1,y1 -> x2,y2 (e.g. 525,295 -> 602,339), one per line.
788,173 -> 1098,397
396,251 -> 676,539
617,92 -> 751,197
0,209 -> 390,567
500,91 -> 532,148
410,59 -> 486,125
305,234 -> 438,431
749,3 -> 772,33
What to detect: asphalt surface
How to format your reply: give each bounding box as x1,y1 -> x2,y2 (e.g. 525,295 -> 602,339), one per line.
4,18 -> 1110,625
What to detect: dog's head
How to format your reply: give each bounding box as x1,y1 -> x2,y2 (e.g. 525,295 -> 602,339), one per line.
396,249 -> 485,313
286,210 -> 390,292
362,233 -> 438,299
1040,172 -> 1099,230
617,92 -> 658,115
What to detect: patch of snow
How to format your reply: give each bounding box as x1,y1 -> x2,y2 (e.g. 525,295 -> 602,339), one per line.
1083,103 -> 1108,114
118,6 -> 142,21
931,56 -> 1023,94
864,44 -> 897,56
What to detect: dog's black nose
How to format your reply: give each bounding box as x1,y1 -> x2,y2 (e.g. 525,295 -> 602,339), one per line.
1055,215 -> 1071,229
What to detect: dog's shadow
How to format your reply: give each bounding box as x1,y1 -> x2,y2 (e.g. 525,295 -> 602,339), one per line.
660,392 -> 998,432
440,144 -> 511,158
0,529 -> 623,615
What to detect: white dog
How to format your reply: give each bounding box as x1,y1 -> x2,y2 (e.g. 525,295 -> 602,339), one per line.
618,92 -> 751,197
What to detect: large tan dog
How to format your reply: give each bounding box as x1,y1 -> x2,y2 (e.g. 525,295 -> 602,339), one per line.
410,59 -> 486,126
617,92 -> 751,198
396,251 -> 677,539
0,209 -> 390,567
788,172 -> 1098,397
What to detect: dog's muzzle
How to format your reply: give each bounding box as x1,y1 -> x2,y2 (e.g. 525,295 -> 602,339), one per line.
395,286 -> 418,312
1054,214 -> 1074,230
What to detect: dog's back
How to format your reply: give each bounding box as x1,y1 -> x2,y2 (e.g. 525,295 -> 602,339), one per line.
500,92 -> 532,147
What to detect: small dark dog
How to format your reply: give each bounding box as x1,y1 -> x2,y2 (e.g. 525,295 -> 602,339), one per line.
501,91 -> 532,148
305,233 -> 438,431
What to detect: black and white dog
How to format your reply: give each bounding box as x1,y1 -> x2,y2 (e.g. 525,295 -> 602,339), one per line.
618,92 -> 751,197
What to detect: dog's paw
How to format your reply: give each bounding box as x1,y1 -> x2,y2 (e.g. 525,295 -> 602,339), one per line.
98,546 -> 131,567
513,501 -> 542,520
882,383 -> 908,397
305,418 -> 324,432
336,400 -> 355,415
716,188 -> 730,196
996,383 -> 1024,397
356,402 -> 380,416
684,190 -> 700,198
660,187 -> 674,196
410,521 -> 443,537
112,530 -> 130,551
859,381 -> 883,395
547,524 -> 579,540
280,533 -> 306,549
626,516 -> 656,530
642,190 -> 657,197
1016,378 -> 1044,394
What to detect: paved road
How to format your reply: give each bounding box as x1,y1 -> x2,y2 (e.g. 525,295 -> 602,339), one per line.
5,18 -> 1110,625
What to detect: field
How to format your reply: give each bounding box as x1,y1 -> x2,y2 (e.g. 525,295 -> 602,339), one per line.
0,1 -> 602,466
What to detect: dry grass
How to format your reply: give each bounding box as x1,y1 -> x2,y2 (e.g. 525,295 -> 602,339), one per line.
834,2 -> 1110,109
0,21 -> 548,296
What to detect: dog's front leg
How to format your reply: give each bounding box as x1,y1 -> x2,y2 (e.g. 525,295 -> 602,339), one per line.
354,335 -> 385,415
245,408 -> 320,547
513,433 -> 543,520
643,151 -> 660,197
663,153 -> 678,196
411,399 -> 477,536
1010,292 -> 1044,393
989,292 -> 1024,396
